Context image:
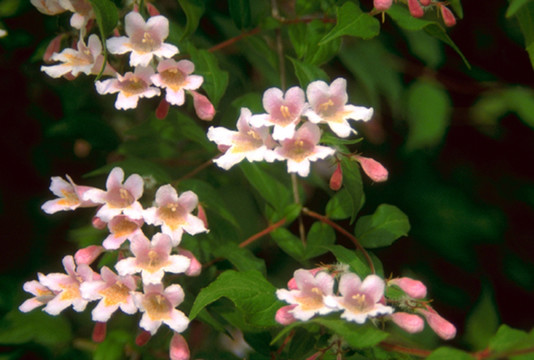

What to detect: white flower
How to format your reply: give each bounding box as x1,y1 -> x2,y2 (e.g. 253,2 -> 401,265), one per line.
151,59 -> 203,106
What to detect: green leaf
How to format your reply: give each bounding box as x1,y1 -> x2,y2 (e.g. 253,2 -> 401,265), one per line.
229,0 -> 252,29
304,222 -> 336,259
326,189 -> 355,220
513,2 -> 534,69
271,228 -> 305,261
320,2 -> 380,44
327,244 -> 371,277
426,347 -> 473,360
187,46 -> 229,107
94,330 -> 131,360
89,0 -> 118,37
177,0 -> 205,39
406,79 -> 451,150
189,270 -> 280,328
449,0 -> 464,19
506,0 -> 534,17
321,132 -> 364,146
312,318 -> 389,349
171,111 -> 216,151
489,325 -> 534,354
212,242 -> 266,275
288,57 -> 329,89
0,309 -> 71,346
464,286 -> 499,350
240,162 -> 292,212
288,21 -> 340,66
340,156 -> 364,223
354,204 -> 410,248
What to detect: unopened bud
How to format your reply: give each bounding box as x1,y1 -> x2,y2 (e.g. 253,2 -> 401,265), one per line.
92,215 -> 107,229
275,305 -> 297,325
156,98 -> 170,119
146,2 -> 160,16
92,322 -> 107,343
197,204 -> 208,229
329,162 -> 343,191
170,333 -> 190,360
419,0 -> 431,6
390,312 -> 425,333
179,248 -> 202,277
136,331 -> 152,346
190,91 -> 215,121
440,5 -> 456,27
374,0 -> 392,11
43,34 -> 63,63
417,308 -> 456,340
408,0 -> 424,17
389,277 -> 427,299
354,155 -> 388,182
74,245 -> 104,265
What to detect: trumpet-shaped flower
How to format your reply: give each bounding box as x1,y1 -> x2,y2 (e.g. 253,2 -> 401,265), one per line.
95,66 -> 160,110
80,266 -> 137,322
31,0 -> 65,15
324,273 -> 393,324
83,167 -> 144,222
305,78 -> 374,138
207,108 -> 278,170
250,87 -> 306,141
151,59 -> 203,106
276,269 -> 336,321
19,274 -> 56,312
115,233 -> 191,284
275,122 -> 335,177
107,11 -> 178,67
103,215 -> 144,250
59,0 -> 94,29
143,185 -> 207,246
42,175 -> 97,214
133,283 -> 189,335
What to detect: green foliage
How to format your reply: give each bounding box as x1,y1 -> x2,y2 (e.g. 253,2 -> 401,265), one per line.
228,0 -> 252,30
289,57 -> 329,89
312,318 -> 389,349
0,310 -> 71,347
94,330 -> 132,360
464,286 -> 500,350
354,204 -> 410,249
177,0 -> 206,39
187,46 -> 229,106
427,347 -> 474,360
320,2 -> 380,44
340,156 -> 364,223
489,325 -> 534,356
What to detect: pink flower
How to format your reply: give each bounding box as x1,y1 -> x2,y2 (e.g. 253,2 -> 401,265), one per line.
103,215 -> 144,250
42,175 -> 97,214
304,78 -> 373,138
408,0 -> 424,17
439,4 -> 456,27
74,245 -> 104,265
83,167 -> 144,222
390,312 -> 425,333
115,233 -> 191,284
31,0 -> 65,15
374,0 -> 392,11
354,155 -> 388,183
324,273 -> 393,324
143,185 -> 207,246
151,59 -> 203,106
417,307 -> 456,340
275,305 -> 297,325
95,66 -> 161,110
275,122 -> 335,177
39,255 -> 97,315
107,11 -> 178,67
207,108 -> 278,170
389,277 -> 427,299
170,333 -> 190,360
190,90 -> 215,121
219,328 -> 252,358
19,274 -> 56,312
250,87 -> 306,141
80,266 -> 137,322
276,269 -> 336,321
178,248 -> 202,277
133,283 -> 189,335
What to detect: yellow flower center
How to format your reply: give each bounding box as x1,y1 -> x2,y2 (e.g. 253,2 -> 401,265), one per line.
158,203 -> 186,230
100,281 -> 130,307
295,287 -> 324,311
144,293 -> 172,320
119,77 -> 148,97
110,217 -> 139,237
160,68 -> 186,91
56,189 -> 80,206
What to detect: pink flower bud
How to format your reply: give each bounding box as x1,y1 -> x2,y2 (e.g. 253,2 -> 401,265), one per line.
146,2 -> 160,16
190,91 -> 215,121
136,331 -> 152,346
374,0 -> 392,11
92,215 -> 107,229
354,155 -> 388,182
275,305 -> 297,325
43,34 -> 63,63
390,312 -> 425,333
440,5 -> 456,27
197,204 -> 208,229
74,245 -> 104,265
417,308 -> 456,340
329,163 -> 343,191
389,277 -> 427,299
179,248 -> 202,277
170,333 -> 190,360
419,0 -> 431,6
156,98 -> 170,119
92,322 -> 107,343
408,0 -> 424,17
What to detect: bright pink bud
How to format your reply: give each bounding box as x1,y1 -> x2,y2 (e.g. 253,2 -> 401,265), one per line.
419,0 -> 431,6
408,0 -> 424,17
92,322 -> 107,343
389,277 -> 427,299
74,245 -> 104,265
179,248 -> 202,277
197,204 -> 208,229
390,312 -> 425,333
170,333 -> 190,360
374,0 -> 392,11
440,5 -> 456,27
146,2 -> 160,16
136,331 -> 152,346
92,215 -> 107,229
275,305 -> 297,325
329,163 -> 343,191
156,98 -> 170,119
190,91 -> 215,121
417,308 -> 456,340
355,155 -> 388,182
43,34 -> 63,63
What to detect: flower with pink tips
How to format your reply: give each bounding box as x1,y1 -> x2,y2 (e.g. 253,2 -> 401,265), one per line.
151,59 -> 203,106
276,269 -> 336,321
41,175 -> 97,214
19,274 -> 56,313
39,255 -> 97,315
416,307 -> 457,340
304,78 -> 374,138
324,273 -> 393,324
95,66 -> 161,110
250,86 -> 306,141
80,266 -> 137,322
389,277 -> 427,299
170,333 -> 190,360
207,108 -> 279,170
31,0 -> 65,15
107,11 -> 178,67
58,0 -> 94,29
83,167 -> 144,222
143,185 -> 207,246
275,122 -> 335,177
390,312 -> 425,333
133,283 -> 189,335
115,233 -> 191,285
103,215 -> 144,250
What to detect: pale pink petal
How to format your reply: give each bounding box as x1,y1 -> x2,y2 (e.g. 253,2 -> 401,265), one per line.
140,313 -> 162,335
338,272 -> 361,295
183,214 -> 207,235
155,184 -> 179,206
123,174 -> 144,200
106,36 -> 130,55
165,310 -> 189,333
262,87 -> 284,114
170,333 -> 190,360
165,88 -> 186,106
360,274 -> 385,303
164,284 -> 185,307
19,298 -> 46,312
177,191 -> 198,213
287,159 -> 310,177
115,257 -> 139,276
92,300 -> 119,322
124,11 -> 146,38
146,15 -> 170,40
153,43 -> 179,59
207,127 -> 235,147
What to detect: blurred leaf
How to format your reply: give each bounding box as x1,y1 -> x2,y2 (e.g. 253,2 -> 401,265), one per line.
448,0 -> 464,19
171,111 -> 216,151
326,188 -> 353,220
267,203 -> 302,225
404,30 -> 443,68
288,328 -> 318,359
187,46 -> 229,107
212,243 -> 266,275
489,325 -> 534,354
327,244 -> 372,277
320,2 -> 380,44
89,0 -> 118,36
228,0 -> 252,29
340,156 -> 364,223
288,57 -> 329,89
321,132 -> 364,146
427,347 -> 473,360
312,318 -> 389,349
406,79 -> 451,150
354,204 -> 410,248
189,270 -> 280,328
288,21 -> 340,66
506,0 -> 534,17
240,162 -> 292,212
465,286 -> 500,350
94,330 -> 131,360
177,0 -> 205,39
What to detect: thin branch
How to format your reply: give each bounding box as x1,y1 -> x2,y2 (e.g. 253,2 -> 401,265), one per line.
379,342 -> 432,358
173,156 -> 216,184
207,27 -> 261,53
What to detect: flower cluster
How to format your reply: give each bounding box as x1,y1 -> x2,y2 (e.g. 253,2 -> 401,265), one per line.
276,268 -> 456,340
20,167 -> 208,358
373,0 -> 457,27
207,78 -> 374,177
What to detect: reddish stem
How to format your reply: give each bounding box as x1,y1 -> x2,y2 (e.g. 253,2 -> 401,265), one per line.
208,28 -> 261,52
271,330 -> 295,360
379,342 -> 432,358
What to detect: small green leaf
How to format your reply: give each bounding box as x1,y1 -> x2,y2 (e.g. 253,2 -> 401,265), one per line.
449,0 -> 464,19
229,0 -> 252,29
212,243 -> 266,275
288,57 -> 329,89
489,325 -> 534,354
354,204 -> 410,248
177,0 -> 205,39
312,318 -> 389,349
426,347 -> 473,360
464,286 -> 499,350
0,309 -> 71,346
304,222 -> 336,259
506,0 -> 534,17
326,189 -> 353,220
340,156 -> 364,223
94,330 -> 131,360
327,244 -> 371,277
320,2 -> 380,44
189,270 -> 280,328
240,162 -> 291,212
271,227 -> 305,261
89,0 -> 118,37
187,46 -> 229,107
